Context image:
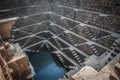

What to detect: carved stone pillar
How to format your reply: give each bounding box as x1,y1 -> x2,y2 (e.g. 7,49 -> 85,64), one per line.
4,42 -> 15,61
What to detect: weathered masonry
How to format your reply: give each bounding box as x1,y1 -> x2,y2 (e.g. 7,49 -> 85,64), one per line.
0,0 -> 120,80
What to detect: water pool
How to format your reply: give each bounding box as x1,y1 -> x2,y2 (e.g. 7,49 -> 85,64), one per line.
27,48 -> 67,80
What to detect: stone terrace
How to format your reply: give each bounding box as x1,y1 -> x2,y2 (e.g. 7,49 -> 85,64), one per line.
0,0 -> 120,79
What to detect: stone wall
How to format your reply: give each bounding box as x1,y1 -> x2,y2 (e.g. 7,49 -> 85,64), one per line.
0,0 -> 120,79
80,0 -> 120,15
8,53 -> 32,80
0,0 -> 51,18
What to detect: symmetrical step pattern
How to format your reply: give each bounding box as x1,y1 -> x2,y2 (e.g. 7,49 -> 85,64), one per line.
67,33 -> 75,45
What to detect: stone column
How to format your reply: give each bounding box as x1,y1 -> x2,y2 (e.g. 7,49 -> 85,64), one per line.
4,42 -> 15,61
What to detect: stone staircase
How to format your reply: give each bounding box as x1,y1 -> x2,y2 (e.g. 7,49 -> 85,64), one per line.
108,40 -> 120,60
52,26 -> 58,34
67,33 -> 75,45
72,50 -> 84,67
57,54 -> 68,67
72,50 -> 81,64
57,54 -> 77,70
90,45 -> 100,56
96,35 -> 110,42
84,27 -> 94,39
54,38 -> 63,49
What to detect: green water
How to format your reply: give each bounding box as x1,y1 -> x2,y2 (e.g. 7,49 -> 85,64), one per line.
27,48 -> 67,80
